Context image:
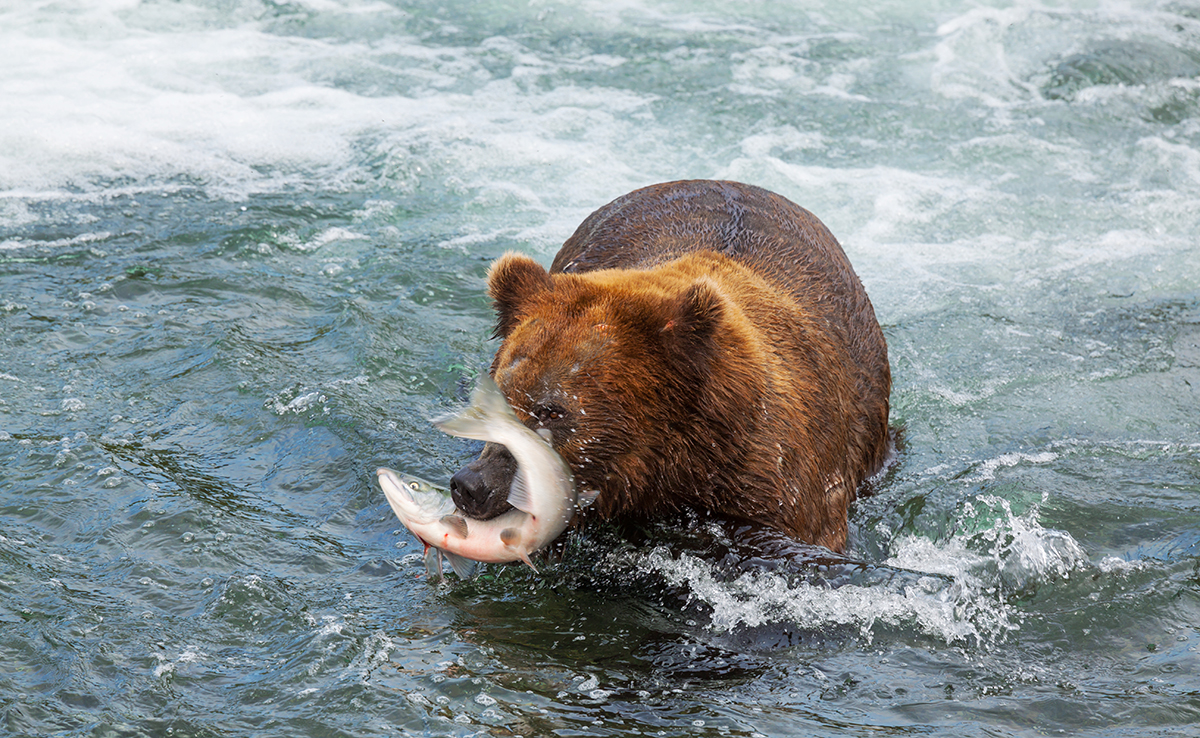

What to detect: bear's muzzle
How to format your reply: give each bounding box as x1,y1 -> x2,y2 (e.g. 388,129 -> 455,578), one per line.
450,441 -> 518,520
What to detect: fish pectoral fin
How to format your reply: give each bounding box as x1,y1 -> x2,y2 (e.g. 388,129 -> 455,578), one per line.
443,550 -> 478,579
577,490 -> 600,509
441,514 -> 469,539
423,545 -> 444,579
498,529 -> 539,573
518,550 -> 540,574
506,468 -> 535,513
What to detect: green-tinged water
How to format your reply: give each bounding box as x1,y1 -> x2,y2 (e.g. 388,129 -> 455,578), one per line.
2,1 -> 1199,736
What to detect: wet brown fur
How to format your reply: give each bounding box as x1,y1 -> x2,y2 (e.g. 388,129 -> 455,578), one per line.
458,180 -> 890,553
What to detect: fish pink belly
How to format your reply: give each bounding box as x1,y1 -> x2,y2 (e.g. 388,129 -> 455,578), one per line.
407,519 -> 524,564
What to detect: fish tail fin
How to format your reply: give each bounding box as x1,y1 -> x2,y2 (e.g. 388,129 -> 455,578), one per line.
442,550 -> 478,579
432,373 -> 517,441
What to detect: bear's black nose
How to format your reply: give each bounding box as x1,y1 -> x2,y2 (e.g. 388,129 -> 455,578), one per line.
449,443 -> 519,520
450,465 -> 496,518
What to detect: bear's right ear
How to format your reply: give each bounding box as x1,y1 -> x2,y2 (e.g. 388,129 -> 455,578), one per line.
487,251 -> 553,339
660,278 -> 725,371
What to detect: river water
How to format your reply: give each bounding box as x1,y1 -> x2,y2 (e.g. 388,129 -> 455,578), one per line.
2,0 -> 1199,736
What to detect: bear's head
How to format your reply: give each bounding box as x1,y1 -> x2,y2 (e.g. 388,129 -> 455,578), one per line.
449,251 -> 765,523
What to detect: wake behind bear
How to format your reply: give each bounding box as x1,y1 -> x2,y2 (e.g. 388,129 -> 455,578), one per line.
449,180 -> 891,554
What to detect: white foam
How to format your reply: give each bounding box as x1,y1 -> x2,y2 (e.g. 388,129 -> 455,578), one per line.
1,232 -> 113,252
643,546 -> 1003,645
1097,555 -> 1149,575
3,28 -> 325,197
0,1 -> 658,209
328,375 -> 369,388
637,482 -> 1108,647
932,6 -> 1041,106
315,614 -> 345,638
153,646 -> 207,678
274,391 -> 326,415
307,227 -> 369,250
973,451 -> 1059,482
896,492 -> 1091,594
5,0 -> 1194,314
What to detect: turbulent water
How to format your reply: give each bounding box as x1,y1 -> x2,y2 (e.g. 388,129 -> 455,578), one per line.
2,0 -> 1199,736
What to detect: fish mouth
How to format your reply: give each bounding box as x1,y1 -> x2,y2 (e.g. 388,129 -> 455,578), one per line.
377,467 -> 411,501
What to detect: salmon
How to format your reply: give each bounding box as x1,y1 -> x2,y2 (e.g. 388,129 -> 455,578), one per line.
378,373 -> 593,577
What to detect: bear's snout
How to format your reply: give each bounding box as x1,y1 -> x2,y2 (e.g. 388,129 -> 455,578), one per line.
449,464 -> 493,515
450,443 -> 518,520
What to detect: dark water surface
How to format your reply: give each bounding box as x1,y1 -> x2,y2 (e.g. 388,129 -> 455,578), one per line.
2,1 -> 1199,736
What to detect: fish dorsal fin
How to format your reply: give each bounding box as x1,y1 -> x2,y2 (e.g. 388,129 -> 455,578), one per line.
442,550 -> 477,579
577,489 -> 600,509
441,514 -> 469,539
472,373 -> 516,419
432,373 -> 518,441
506,468 -> 535,513
500,527 -> 520,547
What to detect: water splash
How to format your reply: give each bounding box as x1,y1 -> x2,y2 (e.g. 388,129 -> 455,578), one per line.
635,489 -> 1095,648
939,493 -> 1090,593
643,546 -> 996,645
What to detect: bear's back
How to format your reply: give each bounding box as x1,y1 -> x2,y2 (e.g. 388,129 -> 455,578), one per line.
553,180 -> 855,304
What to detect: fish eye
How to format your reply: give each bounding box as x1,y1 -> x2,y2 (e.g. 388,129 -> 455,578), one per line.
408,481 -> 419,490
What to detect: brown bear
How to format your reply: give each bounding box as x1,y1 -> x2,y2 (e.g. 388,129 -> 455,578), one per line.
449,180 -> 891,553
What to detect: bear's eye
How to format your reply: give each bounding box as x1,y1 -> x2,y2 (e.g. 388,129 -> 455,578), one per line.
533,403 -> 567,424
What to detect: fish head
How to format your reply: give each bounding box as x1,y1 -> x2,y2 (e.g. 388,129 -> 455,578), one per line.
379,468 -> 456,522
394,471 -> 446,504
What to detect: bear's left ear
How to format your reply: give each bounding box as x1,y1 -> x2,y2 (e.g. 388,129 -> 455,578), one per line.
661,278 -> 725,366
488,251 -> 553,338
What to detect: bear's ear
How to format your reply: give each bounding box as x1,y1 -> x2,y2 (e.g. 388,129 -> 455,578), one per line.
488,251 -> 553,338
661,278 -> 724,365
